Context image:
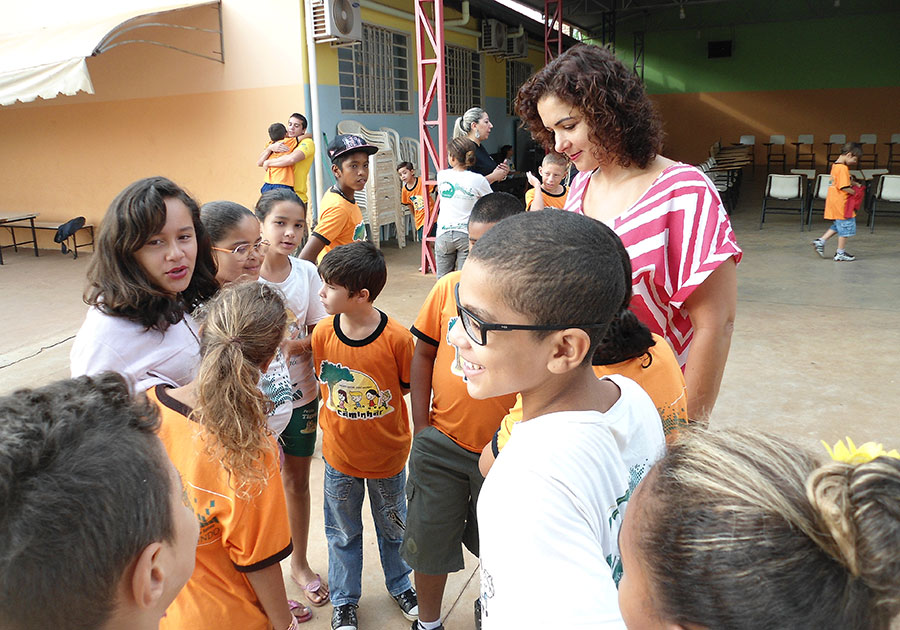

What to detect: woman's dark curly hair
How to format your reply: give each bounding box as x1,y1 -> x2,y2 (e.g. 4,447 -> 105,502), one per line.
84,176 -> 219,330
515,44 -> 664,169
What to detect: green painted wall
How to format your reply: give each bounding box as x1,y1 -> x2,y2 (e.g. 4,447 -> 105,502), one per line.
606,11 -> 900,94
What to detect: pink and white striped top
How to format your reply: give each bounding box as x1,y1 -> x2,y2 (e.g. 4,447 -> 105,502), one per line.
564,164 -> 742,368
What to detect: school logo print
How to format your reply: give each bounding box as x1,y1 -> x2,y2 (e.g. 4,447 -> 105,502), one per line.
353,221 -> 367,242
186,482 -> 231,546
318,360 -> 393,420
446,316 -> 466,381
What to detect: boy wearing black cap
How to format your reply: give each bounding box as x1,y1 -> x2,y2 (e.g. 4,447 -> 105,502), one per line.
299,134 -> 379,263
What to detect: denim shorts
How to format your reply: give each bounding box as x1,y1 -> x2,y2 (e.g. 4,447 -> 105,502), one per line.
830,217 -> 856,237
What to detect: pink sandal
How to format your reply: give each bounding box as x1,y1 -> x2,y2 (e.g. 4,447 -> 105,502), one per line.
289,599 -> 312,623
293,573 -> 330,607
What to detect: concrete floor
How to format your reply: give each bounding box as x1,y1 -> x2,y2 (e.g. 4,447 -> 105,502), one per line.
1,172 -> 898,628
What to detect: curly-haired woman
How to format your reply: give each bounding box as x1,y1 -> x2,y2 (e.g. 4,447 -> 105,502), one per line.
516,44 -> 741,422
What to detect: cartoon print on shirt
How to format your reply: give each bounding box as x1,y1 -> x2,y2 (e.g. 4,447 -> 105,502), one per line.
319,360 -> 394,419
352,221 -> 367,242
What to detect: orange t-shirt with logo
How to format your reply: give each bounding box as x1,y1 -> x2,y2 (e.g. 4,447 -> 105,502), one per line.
264,136 -> 299,186
495,333 -> 688,451
411,270 -> 517,452
824,163 -> 852,220
313,189 -> 366,262
150,386 -> 292,630
524,185 -> 569,210
312,311 -> 414,478
401,177 -> 428,230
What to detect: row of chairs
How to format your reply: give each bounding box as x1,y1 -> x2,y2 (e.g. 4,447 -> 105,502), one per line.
737,134 -> 900,172
760,172 -> 900,231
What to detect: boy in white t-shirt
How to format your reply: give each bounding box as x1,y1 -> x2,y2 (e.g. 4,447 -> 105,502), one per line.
448,210 -> 665,629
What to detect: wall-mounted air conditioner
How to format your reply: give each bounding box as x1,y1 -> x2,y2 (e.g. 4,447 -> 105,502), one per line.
311,0 -> 362,45
499,34 -> 528,59
478,19 -> 507,53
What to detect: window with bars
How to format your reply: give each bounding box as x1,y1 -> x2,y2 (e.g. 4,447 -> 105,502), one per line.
444,45 -> 482,116
338,24 -> 411,114
506,60 -> 533,115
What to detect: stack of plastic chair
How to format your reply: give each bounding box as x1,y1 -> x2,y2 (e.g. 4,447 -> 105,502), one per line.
759,173 -> 806,230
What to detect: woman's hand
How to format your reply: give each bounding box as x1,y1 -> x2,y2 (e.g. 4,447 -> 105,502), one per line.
486,162 -> 509,183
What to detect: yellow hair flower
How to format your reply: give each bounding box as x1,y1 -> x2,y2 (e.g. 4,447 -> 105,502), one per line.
822,437 -> 900,465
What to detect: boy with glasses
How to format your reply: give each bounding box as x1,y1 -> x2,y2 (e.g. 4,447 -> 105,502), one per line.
447,210 -> 665,629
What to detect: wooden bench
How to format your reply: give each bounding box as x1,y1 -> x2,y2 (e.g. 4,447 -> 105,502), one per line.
0,215 -> 94,263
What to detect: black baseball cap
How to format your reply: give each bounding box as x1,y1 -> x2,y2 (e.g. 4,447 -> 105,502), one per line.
328,134 -> 379,162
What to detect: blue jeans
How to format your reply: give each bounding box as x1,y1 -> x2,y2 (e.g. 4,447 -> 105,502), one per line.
323,460 -> 413,607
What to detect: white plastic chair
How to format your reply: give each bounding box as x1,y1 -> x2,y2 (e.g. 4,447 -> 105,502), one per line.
884,133 -> 900,170
869,175 -> 900,232
859,133 -> 879,168
793,134 -> 815,169
738,135 -> 756,173
765,135 -> 787,172
759,174 -> 806,230
806,173 -> 832,228
825,133 -> 847,165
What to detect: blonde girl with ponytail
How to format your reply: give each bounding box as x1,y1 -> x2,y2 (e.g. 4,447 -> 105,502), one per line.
434,136 -> 493,277
149,282 -> 314,629
616,428 -> 900,630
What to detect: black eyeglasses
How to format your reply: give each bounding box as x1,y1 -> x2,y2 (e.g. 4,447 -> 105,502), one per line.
453,283 -> 607,346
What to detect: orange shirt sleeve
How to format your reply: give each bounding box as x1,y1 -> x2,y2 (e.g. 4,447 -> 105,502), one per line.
524,188 -> 535,210
313,195 -> 349,245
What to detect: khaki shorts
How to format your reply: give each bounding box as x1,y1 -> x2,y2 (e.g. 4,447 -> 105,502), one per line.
400,426 -> 485,574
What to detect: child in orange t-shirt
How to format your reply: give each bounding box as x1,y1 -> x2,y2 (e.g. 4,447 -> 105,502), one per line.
524,152 -> 569,211
812,142 -> 864,262
401,193 -> 523,629
311,241 -> 418,630
152,282 -> 313,630
398,161 -> 435,241
259,122 -> 299,194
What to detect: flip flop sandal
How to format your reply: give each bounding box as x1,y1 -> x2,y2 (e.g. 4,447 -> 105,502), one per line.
289,599 -> 312,623
293,573 -> 330,607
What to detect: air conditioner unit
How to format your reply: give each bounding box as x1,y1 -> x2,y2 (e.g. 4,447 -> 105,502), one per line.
499,34 -> 527,59
311,0 -> 362,45
478,19 -> 507,53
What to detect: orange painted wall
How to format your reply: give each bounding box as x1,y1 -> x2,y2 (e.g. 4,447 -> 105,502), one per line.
0,85 -> 306,249
651,86 -> 900,167
0,0 -> 308,250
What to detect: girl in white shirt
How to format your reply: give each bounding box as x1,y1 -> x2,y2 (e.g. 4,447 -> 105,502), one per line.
255,187 -> 331,608
70,176 -> 218,393
435,136 -> 492,277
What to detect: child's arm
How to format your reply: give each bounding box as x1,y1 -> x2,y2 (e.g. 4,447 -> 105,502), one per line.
245,564 -> 304,629
265,143 -> 311,169
257,145 -> 275,167
298,234 -> 327,263
410,340 -> 437,435
281,335 -> 312,361
525,172 -> 546,211
478,439 -> 496,477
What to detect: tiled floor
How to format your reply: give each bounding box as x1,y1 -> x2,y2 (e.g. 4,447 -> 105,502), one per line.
1,170 -> 898,628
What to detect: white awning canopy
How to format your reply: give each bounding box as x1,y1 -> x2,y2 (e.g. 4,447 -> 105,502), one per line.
0,0 -> 221,107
